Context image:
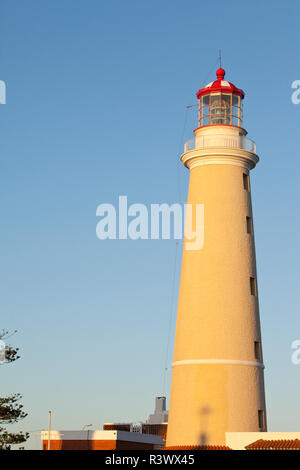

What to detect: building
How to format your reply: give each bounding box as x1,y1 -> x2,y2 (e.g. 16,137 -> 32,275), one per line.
41,397 -> 168,450
41,429 -> 300,450
41,430 -> 163,450
146,396 -> 168,424
103,396 -> 168,443
166,67 -> 267,447
103,423 -> 168,445
226,432 -> 300,450
164,444 -> 232,451
165,433 -> 300,450
245,439 -> 300,450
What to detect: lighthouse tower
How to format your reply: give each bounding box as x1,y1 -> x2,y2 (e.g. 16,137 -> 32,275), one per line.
166,68 -> 267,447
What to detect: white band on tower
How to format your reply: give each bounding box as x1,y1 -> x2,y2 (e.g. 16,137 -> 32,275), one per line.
172,359 -> 265,369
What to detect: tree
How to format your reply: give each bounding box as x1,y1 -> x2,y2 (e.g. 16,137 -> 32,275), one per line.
0,330 -> 19,365
0,330 -> 29,450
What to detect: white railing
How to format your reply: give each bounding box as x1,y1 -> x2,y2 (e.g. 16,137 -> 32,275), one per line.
130,423 -> 142,433
184,135 -> 256,153
184,137 -> 196,152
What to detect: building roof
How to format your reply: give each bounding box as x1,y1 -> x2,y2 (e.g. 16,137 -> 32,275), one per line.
41,430 -> 163,445
245,439 -> 300,450
196,68 -> 245,99
164,445 -> 231,450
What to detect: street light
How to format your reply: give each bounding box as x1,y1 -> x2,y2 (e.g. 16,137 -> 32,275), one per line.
82,424 -> 93,450
48,411 -> 51,451
82,424 -> 93,430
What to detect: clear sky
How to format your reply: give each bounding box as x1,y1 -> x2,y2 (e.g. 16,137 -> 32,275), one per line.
1,0 -> 300,449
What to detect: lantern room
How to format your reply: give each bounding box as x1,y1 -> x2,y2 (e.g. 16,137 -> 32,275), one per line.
196,68 -> 245,128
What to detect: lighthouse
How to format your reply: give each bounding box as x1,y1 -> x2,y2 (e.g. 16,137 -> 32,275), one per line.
166,68 -> 267,447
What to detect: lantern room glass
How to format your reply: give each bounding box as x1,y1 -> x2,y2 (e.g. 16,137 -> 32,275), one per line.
199,93 -> 243,128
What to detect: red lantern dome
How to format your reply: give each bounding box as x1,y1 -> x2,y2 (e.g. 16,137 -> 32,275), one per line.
196,68 -> 245,128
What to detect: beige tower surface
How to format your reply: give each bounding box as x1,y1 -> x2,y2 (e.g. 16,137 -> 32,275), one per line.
166,68 -> 267,447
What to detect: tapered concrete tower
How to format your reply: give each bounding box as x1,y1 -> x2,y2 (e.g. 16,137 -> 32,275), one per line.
166,68 -> 267,447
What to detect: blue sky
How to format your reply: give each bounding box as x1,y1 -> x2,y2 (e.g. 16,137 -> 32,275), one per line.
0,0 -> 300,449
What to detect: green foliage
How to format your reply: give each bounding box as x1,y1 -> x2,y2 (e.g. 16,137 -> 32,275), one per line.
0,394 -> 28,423
0,427 -> 29,450
0,331 -> 28,450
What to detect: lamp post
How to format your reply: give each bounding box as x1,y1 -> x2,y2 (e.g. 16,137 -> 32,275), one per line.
82,424 -> 93,450
82,424 -> 93,430
48,411 -> 51,450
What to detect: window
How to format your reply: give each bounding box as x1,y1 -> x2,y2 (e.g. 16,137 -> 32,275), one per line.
198,93 -> 243,127
243,173 -> 250,191
250,277 -> 257,296
254,341 -> 262,361
202,95 -> 210,127
210,94 -> 222,124
246,216 -> 253,234
258,410 -> 265,429
221,94 -> 231,125
232,94 -> 241,126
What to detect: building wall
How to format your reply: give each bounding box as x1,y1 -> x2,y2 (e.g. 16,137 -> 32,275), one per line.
142,423 -> 167,441
41,430 -> 163,450
103,423 -> 131,432
42,439 -> 157,450
42,439 -> 116,450
103,423 -> 167,442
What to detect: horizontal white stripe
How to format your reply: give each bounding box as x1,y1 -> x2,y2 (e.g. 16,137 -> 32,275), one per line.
172,359 -> 265,369
188,158 -> 252,170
